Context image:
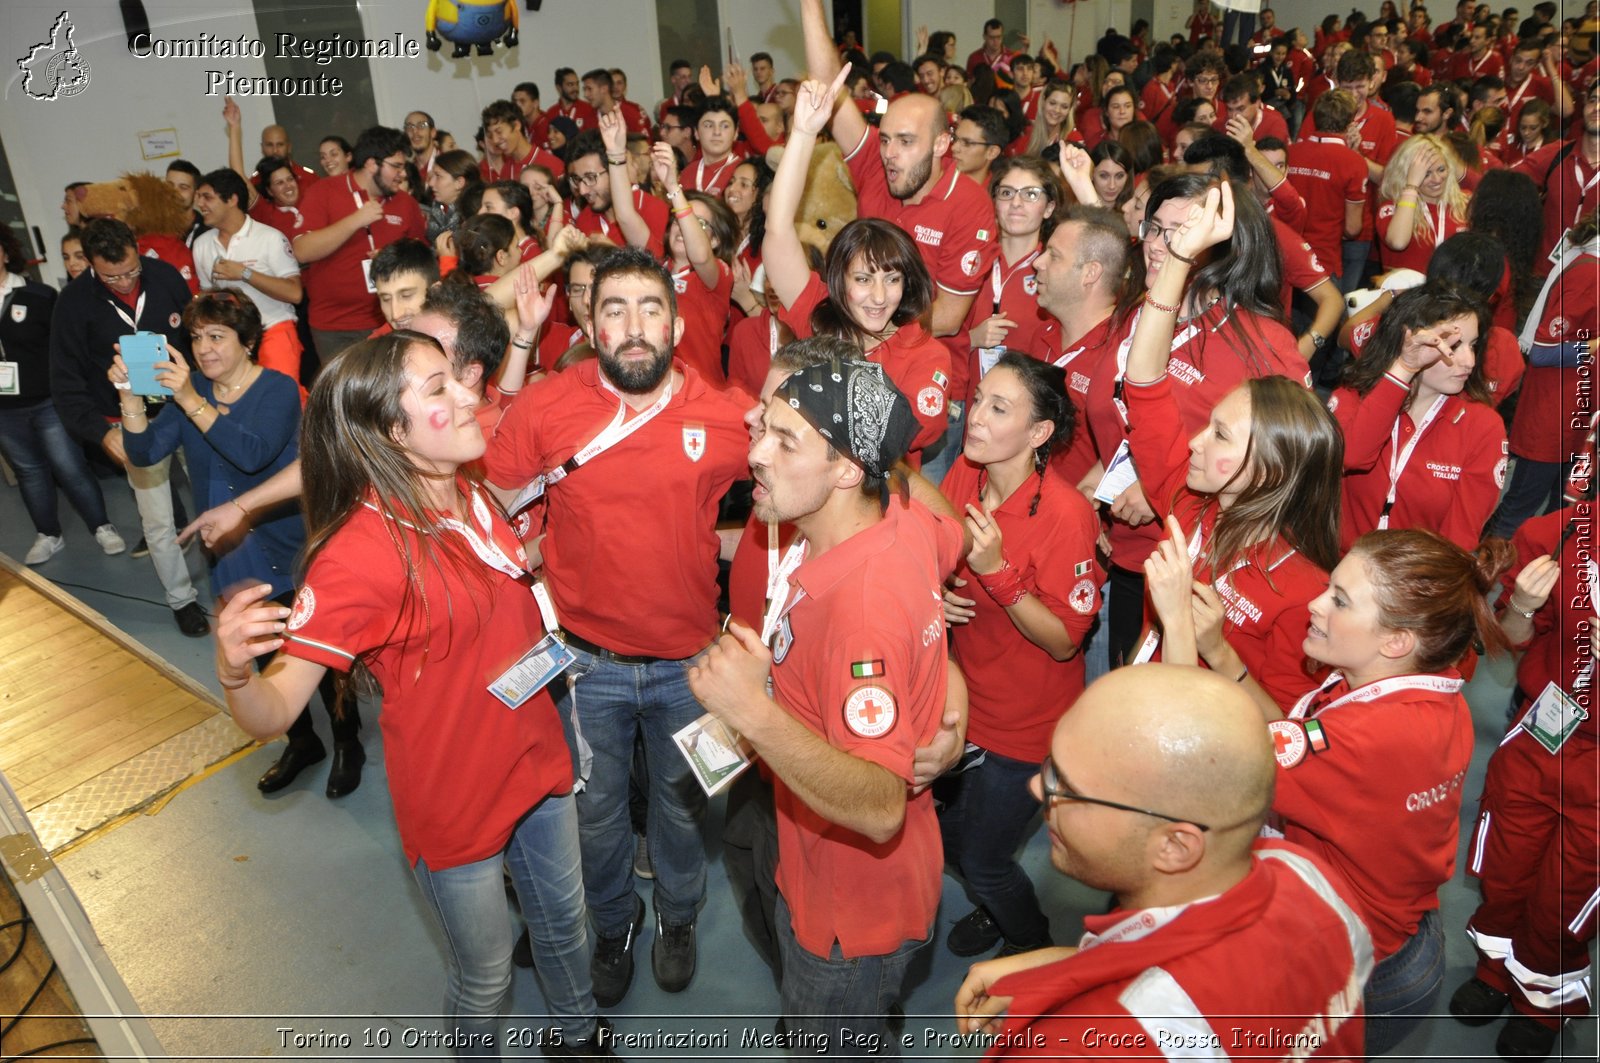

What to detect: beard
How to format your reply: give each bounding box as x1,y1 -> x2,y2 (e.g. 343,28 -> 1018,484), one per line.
888,150 -> 934,200
598,338 -> 673,393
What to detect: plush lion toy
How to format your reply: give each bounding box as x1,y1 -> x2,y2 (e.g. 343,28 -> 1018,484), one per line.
75,171 -> 198,292
769,140 -> 857,262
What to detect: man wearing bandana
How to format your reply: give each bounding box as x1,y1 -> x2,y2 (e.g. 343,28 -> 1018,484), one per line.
690,342 -> 963,1057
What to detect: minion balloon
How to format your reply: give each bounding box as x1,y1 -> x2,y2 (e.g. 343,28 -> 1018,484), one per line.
425,0 -> 520,58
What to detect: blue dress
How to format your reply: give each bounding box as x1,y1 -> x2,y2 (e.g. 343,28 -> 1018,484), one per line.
123,369 -> 303,599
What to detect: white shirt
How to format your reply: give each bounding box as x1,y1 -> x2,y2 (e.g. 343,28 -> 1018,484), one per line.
190,215 -> 300,330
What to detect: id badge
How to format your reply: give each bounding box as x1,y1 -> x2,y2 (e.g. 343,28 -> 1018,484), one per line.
673,712 -> 756,796
487,633 -> 576,709
361,257 -> 377,294
0,361 -> 17,397
977,346 -> 1006,379
1519,681 -> 1588,753
1093,439 -> 1140,504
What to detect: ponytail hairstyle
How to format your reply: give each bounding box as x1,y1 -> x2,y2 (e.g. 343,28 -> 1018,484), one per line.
1194,376 -> 1346,576
1351,529 -> 1516,671
452,212 -> 515,278
989,352 -> 1075,516
1341,284 -> 1492,405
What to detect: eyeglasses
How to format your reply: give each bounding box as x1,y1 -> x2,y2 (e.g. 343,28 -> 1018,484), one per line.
995,185 -> 1047,202
660,123 -> 686,132
954,136 -> 997,151
381,157 -> 408,172
567,283 -> 589,298
96,264 -> 142,285
1138,220 -> 1182,246
571,170 -> 606,188
1040,756 -> 1212,831
403,120 -> 433,131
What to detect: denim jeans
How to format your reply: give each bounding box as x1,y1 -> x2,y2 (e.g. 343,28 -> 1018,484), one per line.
919,401 -> 966,488
556,645 -> 708,935
1221,10 -> 1257,48
1339,239 -> 1373,296
938,747 -> 1051,947
776,892 -> 929,1059
0,399 -> 109,536
1488,456 -> 1568,539
126,452 -> 197,609
1363,907 -> 1444,1057
410,792 -> 596,1059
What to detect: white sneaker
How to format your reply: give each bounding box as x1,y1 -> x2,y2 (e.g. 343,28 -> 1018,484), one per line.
25,534 -> 65,565
94,524 -> 126,555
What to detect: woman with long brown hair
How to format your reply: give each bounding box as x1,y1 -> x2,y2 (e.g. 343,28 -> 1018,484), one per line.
212,332 -> 605,1056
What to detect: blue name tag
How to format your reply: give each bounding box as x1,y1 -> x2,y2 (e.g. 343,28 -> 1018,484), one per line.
487,633 -> 576,709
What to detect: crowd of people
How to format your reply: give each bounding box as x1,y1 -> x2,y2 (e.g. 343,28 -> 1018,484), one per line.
5,0 -> 1598,1059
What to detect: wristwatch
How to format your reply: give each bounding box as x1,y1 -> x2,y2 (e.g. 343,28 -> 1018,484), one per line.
241,266 -> 254,283
1307,329 -> 1328,350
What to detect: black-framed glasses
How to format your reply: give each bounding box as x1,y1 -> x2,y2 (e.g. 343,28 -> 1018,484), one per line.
996,185 -> 1047,202
1039,755 -> 1211,831
1138,220 -> 1181,247
571,170 -> 606,188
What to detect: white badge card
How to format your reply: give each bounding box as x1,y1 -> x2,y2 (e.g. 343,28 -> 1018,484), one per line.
1093,439 -> 1140,504
488,633 -> 577,709
1520,681 -> 1588,753
0,362 -> 18,397
673,712 -> 756,796
361,257 -> 377,294
977,346 -> 1006,379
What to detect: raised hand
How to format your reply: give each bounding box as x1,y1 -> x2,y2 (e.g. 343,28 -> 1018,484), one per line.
1143,515 -> 1195,631
223,95 -> 241,127
724,60 -> 749,104
1508,554 -> 1560,617
650,141 -> 680,193
964,503 -> 1005,575
215,582 -> 289,680
698,64 -> 722,98
597,107 -> 627,156
1396,320 -> 1465,374
513,266 -> 558,336
1166,179 -> 1234,264
792,64 -> 852,138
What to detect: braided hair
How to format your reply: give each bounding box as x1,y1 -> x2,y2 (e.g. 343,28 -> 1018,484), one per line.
988,352 -> 1075,516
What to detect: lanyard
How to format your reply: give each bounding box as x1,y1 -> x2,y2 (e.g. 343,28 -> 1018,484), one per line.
1507,76 -> 1536,112
106,290 -> 147,331
990,247 -> 1039,311
1132,531 -> 1297,665
1289,671 -> 1465,720
1379,394 -> 1448,529
542,373 -> 675,491
346,175 -> 377,255
694,155 -> 735,191
362,485 -> 528,581
768,313 -> 780,358
1575,158 -> 1600,225
760,525 -> 807,647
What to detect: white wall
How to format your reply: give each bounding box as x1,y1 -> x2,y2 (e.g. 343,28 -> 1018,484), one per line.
717,0 -> 808,81
355,0 -> 663,131
1,0 -> 275,279
1026,0 -> 1133,66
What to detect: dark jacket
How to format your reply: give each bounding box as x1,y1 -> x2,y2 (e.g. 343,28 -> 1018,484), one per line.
0,277 -> 60,408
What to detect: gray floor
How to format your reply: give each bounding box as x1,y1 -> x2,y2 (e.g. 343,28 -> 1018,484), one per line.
1,470 -> 1595,1061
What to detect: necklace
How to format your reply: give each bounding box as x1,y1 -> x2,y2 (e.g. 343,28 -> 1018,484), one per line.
213,365 -> 259,400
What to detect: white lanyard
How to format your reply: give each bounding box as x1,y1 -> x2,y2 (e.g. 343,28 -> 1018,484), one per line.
346,175 -> 377,255
543,374 -> 674,490
1289,671 -> 1465,719
1507,76 -> 1535,113
106,290 -> 147,331
990,248 -> 1039,310
760,525 -> 807,647
593,187 -> 643,240
1379,394 -> 1448,529
362,487 -> 526,580
1132,532 -> 1296,665
768,314 -> 780,358
1575,159 -> 1600,225
694,155 -> 734,191
735,234 -> 751,261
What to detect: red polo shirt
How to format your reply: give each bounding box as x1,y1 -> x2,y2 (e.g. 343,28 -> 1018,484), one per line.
574,185 -> 671,260
543,99 -> 598,133
669,259 -> 733,386
1124,374 -> 1330,708
1041,313 -> 1119,488
951,243 -> 1051,406
1329,374 -> 1508,551
843,129 -> 999,297
249,198 -> 309,242
1509,248 -> 1599,461
1287,134 -> 1372,262
1514,141 -> 1600,261
296,175 -> 425,330
536,322 -> 587,374
1275,673 -> 1474,959
781,272 -> 952,460
727,513 -> 800,631
1274,218 -> 1335,314
1376,197 -> 1468,273
769,499 -> 962,957
480,144 -> 566,183
1505,507 -> 1600,738
283,486 -> 571,870
1452,49 -> 1507,80
680,150 -> 747,196
483,359 -> 752,658
941,458 -> 1102,762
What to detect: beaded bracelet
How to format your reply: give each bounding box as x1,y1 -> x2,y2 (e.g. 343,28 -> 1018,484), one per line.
1145,292 -> 1181,315
974,559 -> 1028,607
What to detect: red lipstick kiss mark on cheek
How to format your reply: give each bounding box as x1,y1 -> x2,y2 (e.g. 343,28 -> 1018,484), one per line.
428,409 -> 450,430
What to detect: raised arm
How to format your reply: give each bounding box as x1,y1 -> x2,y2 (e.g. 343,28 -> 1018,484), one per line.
223,96 -> 259,208
801,0 -> 867,151
655,144 -> 722,288
764,67 -> 852,310
1125,181 -> 1235,384
598,109 -> 652,250
215,583 -> 330,739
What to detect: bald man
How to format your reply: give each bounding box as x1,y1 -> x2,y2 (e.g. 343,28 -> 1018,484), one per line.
257,123 -> 318,193
954,666 -> 1372,1058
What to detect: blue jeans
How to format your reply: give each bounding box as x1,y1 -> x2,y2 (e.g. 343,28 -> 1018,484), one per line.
410,793 -> 595,1059
938,747 -> 1051,947
1363,907 -> 1444,1057
776,893 -> 929,1059
918,401 -> 966,488
0,399 -> 109,536
1221,10 -> 1256,48
1488,455 -> 1569,539
1339,239 -> 1373,296
557,645 -> 708,935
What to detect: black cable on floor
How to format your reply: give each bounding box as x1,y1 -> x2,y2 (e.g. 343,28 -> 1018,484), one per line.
1,1037 -> 101,1061
42,580 -> 214,617
0,958 -> 56,1039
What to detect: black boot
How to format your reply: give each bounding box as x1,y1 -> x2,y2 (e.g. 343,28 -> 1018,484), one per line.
258,737 -> 326,792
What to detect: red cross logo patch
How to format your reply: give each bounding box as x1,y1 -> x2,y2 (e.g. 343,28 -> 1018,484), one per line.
682,425 -> 706,462
286,586 -> 316,632
843,684 -> 897,738
1268,719 -> 1307,769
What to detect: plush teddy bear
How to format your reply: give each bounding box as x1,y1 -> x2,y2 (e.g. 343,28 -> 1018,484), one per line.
75,172 -> 199,293
768,139 -> 857,262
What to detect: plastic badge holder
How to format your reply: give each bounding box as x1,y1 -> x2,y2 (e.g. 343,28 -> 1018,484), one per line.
121,331 -> 173,397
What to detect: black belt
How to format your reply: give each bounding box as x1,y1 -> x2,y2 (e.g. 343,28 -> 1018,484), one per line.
560,629 -> 665,666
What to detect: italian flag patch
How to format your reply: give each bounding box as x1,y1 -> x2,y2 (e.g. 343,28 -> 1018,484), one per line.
851,659 -> 886,679
1305,719 -> 1330,753
1074,560 -> 1092,577
932,370 -> 948,389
